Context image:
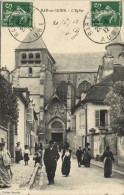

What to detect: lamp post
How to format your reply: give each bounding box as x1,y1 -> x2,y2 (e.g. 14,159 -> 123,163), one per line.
82,104 -> 88,147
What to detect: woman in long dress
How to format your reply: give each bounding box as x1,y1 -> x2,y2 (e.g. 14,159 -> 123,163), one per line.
0,138 -> 12,187
101,146 -> 114,178
61,143 -> 72,177
15,142 -> 22,163
83,143 -> 91,167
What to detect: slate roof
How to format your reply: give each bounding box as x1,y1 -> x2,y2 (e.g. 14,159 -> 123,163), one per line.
83,85 -> 111,103
52,52 -> 104,72
83,65 -> 124,103
16,29 -> 47,50
16,29 -> 55,63
101,65 -> 124,83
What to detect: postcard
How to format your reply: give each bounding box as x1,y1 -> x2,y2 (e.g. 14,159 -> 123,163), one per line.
0,0 -> 124,195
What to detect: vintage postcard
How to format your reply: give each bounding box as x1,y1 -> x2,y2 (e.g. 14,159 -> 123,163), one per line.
0,0 -> 124,195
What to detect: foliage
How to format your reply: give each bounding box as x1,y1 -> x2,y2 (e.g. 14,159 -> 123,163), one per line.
0,75 -> 19,128
105,81 -> 124,136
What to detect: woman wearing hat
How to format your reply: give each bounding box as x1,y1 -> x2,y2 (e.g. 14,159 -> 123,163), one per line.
0,138 -> 12,187
82,143 -> 91,167
15,142 -> 23,163
61,143 -> 72,177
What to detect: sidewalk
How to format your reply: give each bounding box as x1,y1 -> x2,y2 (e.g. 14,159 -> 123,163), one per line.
72,154 -> 124,176
11,155 -> 35,189
91,159 -> 124,176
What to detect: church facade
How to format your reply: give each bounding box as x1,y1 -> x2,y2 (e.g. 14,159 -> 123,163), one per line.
10,29 -> 97,142
10,30 -> 105,144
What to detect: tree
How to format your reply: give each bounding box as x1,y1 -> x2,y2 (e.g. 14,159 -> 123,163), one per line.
0,75 -> 19,128
105,81 -> 124,136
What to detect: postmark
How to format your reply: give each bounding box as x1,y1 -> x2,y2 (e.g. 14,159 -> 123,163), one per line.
8,5 -> 46,43
83,12 -> 121,44
2,2 -> 33,27
91,1 -> 122,27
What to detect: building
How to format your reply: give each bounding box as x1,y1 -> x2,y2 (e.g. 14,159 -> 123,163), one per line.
10,28 -> 103,144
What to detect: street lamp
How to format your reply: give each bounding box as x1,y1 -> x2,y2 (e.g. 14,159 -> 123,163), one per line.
81,103 -> 87,147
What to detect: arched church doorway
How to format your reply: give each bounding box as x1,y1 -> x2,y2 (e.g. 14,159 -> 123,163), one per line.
47,119 -> 66,143
52,133 -> 63,142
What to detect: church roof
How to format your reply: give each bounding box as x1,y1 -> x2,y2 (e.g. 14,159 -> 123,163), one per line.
105,32 -> 124,49
83,65 -> 124,103
16,29 -> 47,50
16,29 -> 55,63
45,93 -> 66,110
52,52 -> 104,72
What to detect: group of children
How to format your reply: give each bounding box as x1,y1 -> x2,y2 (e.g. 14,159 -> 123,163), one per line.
24,143 -> 43,166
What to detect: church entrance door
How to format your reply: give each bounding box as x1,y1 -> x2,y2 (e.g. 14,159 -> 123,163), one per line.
52,133 -> 63,143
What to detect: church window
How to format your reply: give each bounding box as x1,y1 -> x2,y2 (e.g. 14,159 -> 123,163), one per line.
118,52 -> 124,59
56,81 -> 68,106
22,53 -> 26,59
29,67 -> 32,75
51,121 -> 63,128
29,53 -> 33,58
78,80 -> 91,96
36,53 -> 40,59
35,61 -> 41,64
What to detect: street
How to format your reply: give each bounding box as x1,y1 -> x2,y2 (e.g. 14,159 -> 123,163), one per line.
34,156 -> 124,194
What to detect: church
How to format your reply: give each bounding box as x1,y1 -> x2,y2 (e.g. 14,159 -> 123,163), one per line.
9,28 -> 123,145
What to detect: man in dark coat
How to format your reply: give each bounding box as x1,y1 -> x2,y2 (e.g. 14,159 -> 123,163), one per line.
44,140 -> 60,185
76,147 -> 83,167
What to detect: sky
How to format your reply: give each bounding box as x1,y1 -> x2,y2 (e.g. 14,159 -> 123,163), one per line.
1,0 -> 124,71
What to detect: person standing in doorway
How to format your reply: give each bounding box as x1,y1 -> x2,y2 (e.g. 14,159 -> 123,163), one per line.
76,147 -> 83,167
44,140 -> 60,185
101,146 -> 114,178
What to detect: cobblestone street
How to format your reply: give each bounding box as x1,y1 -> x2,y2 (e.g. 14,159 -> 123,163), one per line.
10,156 -> 34,190
33,156 -> 124,195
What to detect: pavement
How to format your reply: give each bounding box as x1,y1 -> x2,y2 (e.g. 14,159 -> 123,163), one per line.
32,155 -> 124,195
10,155 -> 35,189
91,159 -> 124,175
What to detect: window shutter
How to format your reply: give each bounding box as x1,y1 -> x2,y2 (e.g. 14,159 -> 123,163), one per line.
105,111 -> 108,126
95,110 -> 100,127
26,107 -> 33,123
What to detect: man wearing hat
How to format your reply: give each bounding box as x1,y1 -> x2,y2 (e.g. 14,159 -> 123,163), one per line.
44,140 -> 60,185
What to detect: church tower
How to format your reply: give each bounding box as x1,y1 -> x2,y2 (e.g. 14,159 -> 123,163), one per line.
11,29 -> 56,142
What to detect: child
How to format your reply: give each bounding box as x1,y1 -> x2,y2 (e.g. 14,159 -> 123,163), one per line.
24,145 -> 30,166
33,150 -> 41,167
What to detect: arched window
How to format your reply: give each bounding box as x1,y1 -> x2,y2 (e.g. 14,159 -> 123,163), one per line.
56,81 -> 68,106
51,121 -> 62,128
78,81 -> 91,96
29,53 -> 33,58
118,52 -> 124,59
36,53 -> 40,59
22,53 -> 26,59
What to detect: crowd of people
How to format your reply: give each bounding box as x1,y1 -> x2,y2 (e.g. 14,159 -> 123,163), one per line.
0,138 -> 115,188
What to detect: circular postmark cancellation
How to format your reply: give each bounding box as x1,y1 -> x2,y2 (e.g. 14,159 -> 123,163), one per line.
83,12 -> 121,44
8,5 -> 46,43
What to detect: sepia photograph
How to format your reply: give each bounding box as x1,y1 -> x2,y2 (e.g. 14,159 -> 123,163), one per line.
0,0 -> 124,194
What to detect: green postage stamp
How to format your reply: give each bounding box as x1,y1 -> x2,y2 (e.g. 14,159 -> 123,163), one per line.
2,1 -> 33,27
91,1 -> 122,27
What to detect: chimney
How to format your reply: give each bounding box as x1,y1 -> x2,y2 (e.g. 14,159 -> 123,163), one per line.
102,55 -> 114,78
0,66 -> 10,82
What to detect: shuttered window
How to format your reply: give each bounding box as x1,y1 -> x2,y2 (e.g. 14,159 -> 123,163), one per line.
26,107 -> 33,123
95,110 -> 100,127
95,110 -> 108,127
